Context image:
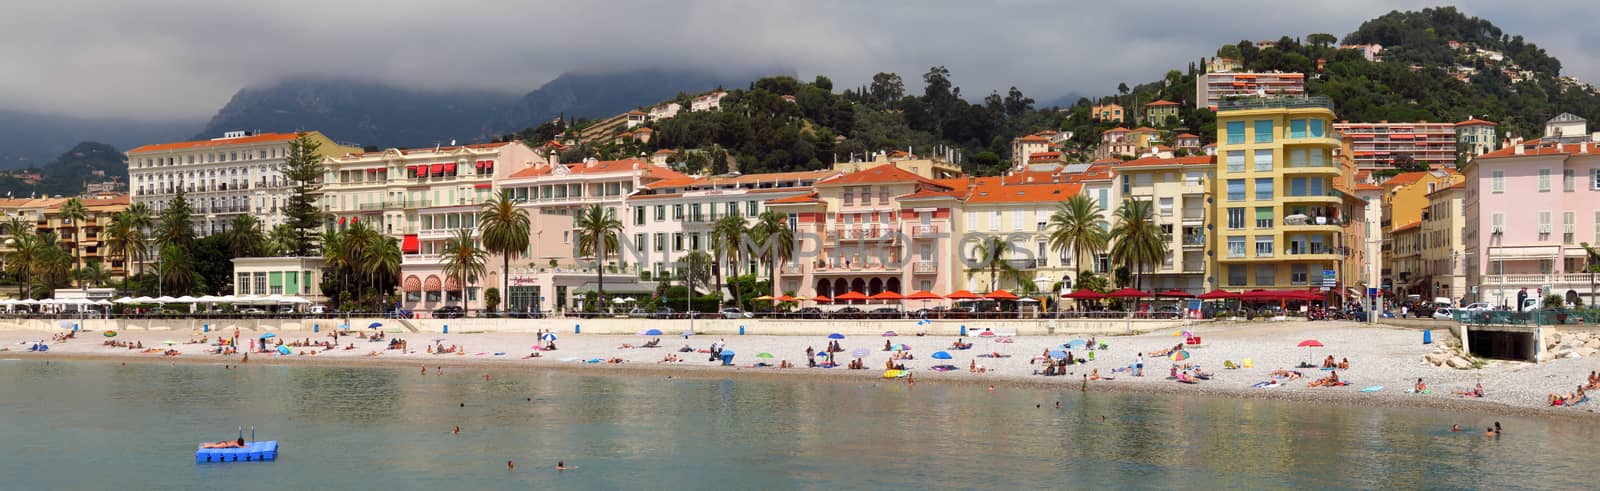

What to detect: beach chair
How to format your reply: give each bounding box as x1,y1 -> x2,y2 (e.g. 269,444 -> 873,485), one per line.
1242,358 -> 1253,369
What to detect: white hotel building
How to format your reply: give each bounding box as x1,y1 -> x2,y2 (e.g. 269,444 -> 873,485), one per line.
126,131 -> 361,235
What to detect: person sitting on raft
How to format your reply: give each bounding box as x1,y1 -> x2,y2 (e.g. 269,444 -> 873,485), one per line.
201,437 -> 247,449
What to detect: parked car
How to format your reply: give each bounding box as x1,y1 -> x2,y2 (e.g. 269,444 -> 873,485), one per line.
1460,302 -> 1493,312
651,307 -> 677,319
1432,307 -> 1455,320
834,306 -> 863,318
308,305 -> 328,315
627,308 -> 648,318
432,306 -> 464,319
869,307 -> 901,319
238,308 -> 264,315
793,307 -> 824,319
719,308 -> 750,319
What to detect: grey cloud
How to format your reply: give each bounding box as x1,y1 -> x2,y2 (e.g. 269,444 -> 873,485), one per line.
2,0 -> 1597,120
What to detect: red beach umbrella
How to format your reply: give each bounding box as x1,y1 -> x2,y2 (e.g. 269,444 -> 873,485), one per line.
868,291 -> 905,302
1298,339 -> 1324,366
944,290 -> 981,300
1196,289 -> 1240,300
1107,288 -> 1152,298
1062,289 -> 1106,300
812,295 -> 831,303
1155,289 -> 1194,298
984,290 -> 1019,300
834,291 -> 869,302
904,291 -> 943,300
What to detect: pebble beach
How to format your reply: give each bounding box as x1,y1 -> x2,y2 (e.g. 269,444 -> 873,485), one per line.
8,320 -> 1599,417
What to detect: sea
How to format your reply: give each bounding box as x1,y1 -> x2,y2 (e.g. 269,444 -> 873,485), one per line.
0,359 -> 1593,490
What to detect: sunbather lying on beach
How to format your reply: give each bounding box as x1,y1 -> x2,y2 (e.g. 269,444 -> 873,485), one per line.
977,352 -> 1010,358
1269,369 -> 1303,380
1453,383 -> 1484,397
523,352 -> 543,359
1308,371 -> 1342,387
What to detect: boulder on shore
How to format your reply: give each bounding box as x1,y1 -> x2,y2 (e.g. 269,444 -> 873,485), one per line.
1446,356 -> 1473,369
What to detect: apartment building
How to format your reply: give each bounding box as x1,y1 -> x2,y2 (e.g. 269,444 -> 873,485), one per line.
1112,156 -> 1215,292
1212,97 -> 1347,291
323,141 -> 548,312
1463,138 -> 1600,307
0,194 -> 131,287
1390,221 -> 1424,296
1333,121 -> 1459,170
126,131 -> 360,236
1010,133 -> 1051,167
1091,103 -> 1125,123
625,170 -> 837,284
1379,169 -> 1463,233
1143,100 -> 1181,125
1421,182 -> 1467,303
1457,118 -> 1499,158
1195,72 -> 1306,110
956,174 -> 1086,294
690,91 -> 729,112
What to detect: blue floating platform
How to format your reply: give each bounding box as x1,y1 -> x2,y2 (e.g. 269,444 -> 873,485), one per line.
195,441 -> 278,463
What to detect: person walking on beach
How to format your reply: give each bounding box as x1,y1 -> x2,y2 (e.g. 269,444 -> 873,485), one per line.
806,346 -> 816,368
1135,353 -> 1144,376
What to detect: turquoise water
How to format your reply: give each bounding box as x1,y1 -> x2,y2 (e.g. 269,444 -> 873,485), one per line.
1,359 -> 1594,490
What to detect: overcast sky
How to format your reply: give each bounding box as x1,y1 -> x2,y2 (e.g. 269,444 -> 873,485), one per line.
6,1 -> 1598,120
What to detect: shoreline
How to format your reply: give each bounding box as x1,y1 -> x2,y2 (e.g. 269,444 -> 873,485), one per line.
12,347 -> 1597,421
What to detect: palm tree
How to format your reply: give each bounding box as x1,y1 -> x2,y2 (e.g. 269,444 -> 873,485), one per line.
1048,194 -> 1109,282
58,198 -> 87,283
31,233 -> 72,297
4,229 -> 39,298
681,250 -> 714,293
573,204 -> 622,307
320,229 -> 347,305
967,236 -> 1021,292
1582,242 -> 1600,307
123,203 -> 153,281
75,261 -> 111,288
439,229 -> 486,308
364,234 -> 403,311
157,243 -> 196,295
267,223 -> 298,256
227,215 -> 266,258
751,209 -> 794,296
711,212 -> 746,306
476,192 -> 529,311
1109,198 -> 1168,292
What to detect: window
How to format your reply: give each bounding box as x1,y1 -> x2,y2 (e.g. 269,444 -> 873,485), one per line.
1013,209 -> 1025,231
1565,169 -> 1576,192
1227,236 -> 1246,257
1254,178 -> 1274,200
1289,120 -> 1307,138
747,200 -> 759,216
1289,177 -> 1307,196
1227,208 -> 1245,229
1158,198 -> 1173,216
673,233 -> 683,251
1564,211 -> 1576,244
1595,211 -> 1600,245
633,207 -> 645,225
1539,211 -> 1551,236
1225,121 -> 1245,145
1309,119 -> 1325,137
1255,207 -> 1274,229
1539,169 -> 1551,192
633,234 -> 644,253
1227,179 -> 1244,201
1592,169 -> 1600,190
1226,151 -> 1245,173
991,211 -> 1001,231
690,233 -> 701,250
1540,259 -> 1554,274
1491,213 -> 1504,235
1255,235 -> 1274,257
655,205 -> 665,221
1253,149 -> 1273,172
673,204 -> 684,219
1255,265 -> 1275,285
1290,264 -> 1309,285
1254,120 -> 1273,143
654,233 -> 665,251
1227,265 -> 1246,286
1308,148 -> 1325,167
1097,189 -> 1108,210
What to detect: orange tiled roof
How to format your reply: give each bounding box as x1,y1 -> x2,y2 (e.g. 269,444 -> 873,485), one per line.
1131,127 -> 1159,133
1015,134 -> 1050,143
822,164 -> 936,187
963,177 -> 1084,204
1354,183 -> 1383,191
1117,155 -> 1215,168
1393,221 -> 1422,232
1476,141 -> 1598,160
1144,100 -> 1180,107
1101,127 -> 1130,134
766,193 -> 821,205
626,110 -> 647,116
1455,118 -> 1496,127
1176,133 -> 1200,139
127,132 -> 304,154
1382,172 -> 1427,188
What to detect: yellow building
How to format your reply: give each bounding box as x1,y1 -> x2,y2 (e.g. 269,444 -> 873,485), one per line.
1091,103 -> 1125,123
1114,155 -> 1216,292
1377,169 -> 1461,232
1211,97 -> 1346,291
0,194 -> 132,289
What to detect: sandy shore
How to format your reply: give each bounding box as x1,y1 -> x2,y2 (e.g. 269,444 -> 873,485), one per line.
7,321 -> 1599,418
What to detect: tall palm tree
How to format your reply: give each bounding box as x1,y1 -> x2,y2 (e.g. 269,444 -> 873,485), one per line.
5,229 -> 39,298
574,204 -> 622,307
75,261 -> 111,288
751,209 -> 794,295
340,223 -> 375,301
681,250 -> 713,293
123,203 -> 153,283
31,233 -> 72,297
319,229 -> 347,305
267,223 -> 298,256
476,192 -> 529,310
967,236 -> 1021,292
364,234 -> 403,311
58,198 -> 87,283
157,243 -> 196,295
439,229 -> 486,308
711,212 -> 746,306
1048,194 -> 1109,281
1109,198 -> 1168,292
227,215 -> 266,258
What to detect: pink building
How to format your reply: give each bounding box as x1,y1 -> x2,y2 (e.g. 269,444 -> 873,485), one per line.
1463,139 -> 1600,306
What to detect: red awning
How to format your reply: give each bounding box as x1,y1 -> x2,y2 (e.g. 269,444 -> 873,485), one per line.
366,168 -> 378,173
430,164 -> 445,175
408,165 -> 419,176
444,163 -> 457,174
401,234 -> 419,254
473,183 -> 492,189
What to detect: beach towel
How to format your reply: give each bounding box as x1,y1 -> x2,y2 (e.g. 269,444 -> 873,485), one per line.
1359,386 -> 1384,393
1252,381 -> 1280,389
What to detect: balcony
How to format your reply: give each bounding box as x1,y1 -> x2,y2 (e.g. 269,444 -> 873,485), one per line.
913,261 -> 938,274
781,263 -> 801,274
913,225 -> 939,238
1182,235 -> 1205,249
1181,209 -> 1205,222
404,200 -> 433,210
1006,258 -> 1045,270
1481,274 -> 1599,287
1281,213 -> 1345,230
1281,189 -> 1342,202
358,202 -> 392,211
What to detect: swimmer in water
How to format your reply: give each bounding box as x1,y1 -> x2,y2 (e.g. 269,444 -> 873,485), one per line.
1101,415 -> 1106,422
1485,427 -> 1496,437
484,374 -> 490,380
421,366 -> 426,374
507,460 -> 515,471
557,460 -> 570,471
1451,424 -> 1461,432
1055,401 -> 1061,409
453,426 -> 460,434
1495,421 -> 1502,434
459,402 -> 465,407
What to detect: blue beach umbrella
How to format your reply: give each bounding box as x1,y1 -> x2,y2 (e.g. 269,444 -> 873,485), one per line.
931,351 -> 953,360
276,345 -> 290,355
1048,350 -> 1068,359
368,322 -> 383,329
541,332 -> 558,342
260,333 -> 276,339
641,329 -> 663,336
1066,339 -> 1087,349
682,331 -> 695,337
827,333 -> 845,339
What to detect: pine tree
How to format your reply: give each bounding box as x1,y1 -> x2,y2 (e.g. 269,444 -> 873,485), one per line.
282,132 -> 326,256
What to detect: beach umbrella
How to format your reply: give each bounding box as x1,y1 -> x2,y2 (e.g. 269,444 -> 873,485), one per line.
776,295 -> 798,302
1196,289 -> 1240,300
1298,339 -> 1323,365
57,320 -> 75,328
756,352 -> 774,359
881,331 -> 897,337
132,296 -> 156,303
260,333 -> 276,339
367,322 -> 383,329
94,299 -> 113,306
868,291 -> 904,301
1062,289 -> 1105,300
174,295 -> 198,303
834,291 -> 868,302
1107,288 -> 1152,299
1065,339 -> 1087,349
163,340 -> 177,345
154,296 -> 177,304
811,295 -> 831,303
1047,350 -> 1068,359
112,296 -> 136,304
827,333 -> 845,339
945,290 -> 981,300
640,328 -> 663,336
541,332 -> 558,342
891,343 -> 911,351
277,345 -> 291,355
681,331 -> 695,337
752,295 -> 776,301
1155,289 -> 1194,298
906,290 -> 942,300
931,351 -> 953,360
851,348 -> 870,358
985,289 -> 1018,300
1169,350 -> 1191,361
